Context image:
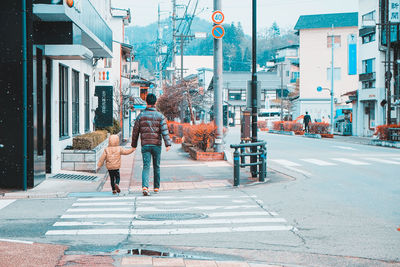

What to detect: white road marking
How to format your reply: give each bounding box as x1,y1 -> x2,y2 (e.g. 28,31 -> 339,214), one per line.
73,202 -> 134,206
331,158 -> 370,165
61,214 -> 137,219
365,158 -> 400,165
45,225 -> 293,236
76,195 -> 256,202
0,200 -> 16,210
136,205 -> 258,212
332,146 -> 357,150
0,238 -> 33,244
269,159 -> 301,167
300,158 -> 337,166
67,208 -> 134,212
131,217 -> 287,226
54,221 -> 131,226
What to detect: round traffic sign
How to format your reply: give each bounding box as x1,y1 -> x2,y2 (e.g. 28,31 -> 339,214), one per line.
317,86 -> 323,92
212,25 -> 225,39
212,10 -> 224,24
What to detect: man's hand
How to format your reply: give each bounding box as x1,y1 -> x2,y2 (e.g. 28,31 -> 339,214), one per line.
166,146 -> 171,152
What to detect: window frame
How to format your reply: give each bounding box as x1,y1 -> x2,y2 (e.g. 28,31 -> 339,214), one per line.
59,64 -> 69,139
72,69 -> 80,136
84,74 -> 90,132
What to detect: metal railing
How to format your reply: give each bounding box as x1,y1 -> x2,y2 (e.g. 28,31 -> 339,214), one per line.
230,141 -> 267,186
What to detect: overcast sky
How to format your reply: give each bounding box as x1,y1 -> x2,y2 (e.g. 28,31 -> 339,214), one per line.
113,0 -> 358,33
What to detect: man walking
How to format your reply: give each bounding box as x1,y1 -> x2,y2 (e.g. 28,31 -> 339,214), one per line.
304,111 -> 311,133
131,93 -> 171,196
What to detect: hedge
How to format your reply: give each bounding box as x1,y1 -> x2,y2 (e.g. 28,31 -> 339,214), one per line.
72,130 -> 108,150
375,124 -> 400,140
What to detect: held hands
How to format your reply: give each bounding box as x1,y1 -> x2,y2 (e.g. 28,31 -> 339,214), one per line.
166,146 -> 171,152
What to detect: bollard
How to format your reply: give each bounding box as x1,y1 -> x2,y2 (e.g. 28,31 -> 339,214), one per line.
233,148 -> 240,186
259,147 -> 266,182
240,141 -> 245,167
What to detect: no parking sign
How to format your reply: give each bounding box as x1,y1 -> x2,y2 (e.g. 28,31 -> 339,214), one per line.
211,10 -> 225,39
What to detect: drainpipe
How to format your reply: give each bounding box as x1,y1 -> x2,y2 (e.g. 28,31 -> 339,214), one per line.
22,0 -> 28,191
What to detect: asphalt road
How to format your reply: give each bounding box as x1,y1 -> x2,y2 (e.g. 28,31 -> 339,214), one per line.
0,128 -> 399,266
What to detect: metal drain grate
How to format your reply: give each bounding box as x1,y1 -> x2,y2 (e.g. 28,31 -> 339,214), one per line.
51,173 -> 98,181
136,213 -> 207,221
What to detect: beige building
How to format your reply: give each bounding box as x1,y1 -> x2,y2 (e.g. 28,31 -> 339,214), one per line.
293,13 -> 358,128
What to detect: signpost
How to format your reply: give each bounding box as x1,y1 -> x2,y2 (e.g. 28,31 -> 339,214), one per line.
212,25 -> 225,39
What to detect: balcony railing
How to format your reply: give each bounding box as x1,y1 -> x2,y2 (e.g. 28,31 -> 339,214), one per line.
33,0 -> 112,52
359,72 -> 376,82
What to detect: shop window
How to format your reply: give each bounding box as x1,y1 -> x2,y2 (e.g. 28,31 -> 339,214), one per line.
84,74 -> 90,132
59,65 -> 69,138
72,70 -> 80,135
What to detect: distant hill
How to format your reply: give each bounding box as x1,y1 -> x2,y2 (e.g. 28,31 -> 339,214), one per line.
125,18 -> 298,74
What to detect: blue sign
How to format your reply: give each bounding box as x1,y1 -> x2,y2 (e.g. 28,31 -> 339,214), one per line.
317,86 -> 323,92
348,34 -> 357,75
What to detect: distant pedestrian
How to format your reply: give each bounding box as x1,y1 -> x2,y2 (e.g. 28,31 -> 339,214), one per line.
131,93 -> 171,196
304,112 -> 311,133
98,134 -> 135,195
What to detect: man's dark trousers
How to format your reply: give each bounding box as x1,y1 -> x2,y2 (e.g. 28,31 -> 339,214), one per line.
141,145 -> 162,189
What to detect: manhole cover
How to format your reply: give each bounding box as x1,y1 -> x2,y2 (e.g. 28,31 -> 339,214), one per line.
136,213 -> 207,221
51,173 -> 98,181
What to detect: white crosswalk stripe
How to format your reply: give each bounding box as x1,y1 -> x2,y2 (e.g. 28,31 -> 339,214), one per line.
300,158 -> 337,166
365,158 -> 400,165
269,159 -> 301,167
46,194 -> 292,236
331,158 -> 370,165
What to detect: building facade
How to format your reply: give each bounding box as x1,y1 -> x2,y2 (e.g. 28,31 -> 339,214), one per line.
0,0 -> 130,189
294,13 -> 359,128
356,0 -> 400,137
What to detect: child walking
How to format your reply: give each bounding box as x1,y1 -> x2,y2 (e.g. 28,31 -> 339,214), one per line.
98,134 -> 135,194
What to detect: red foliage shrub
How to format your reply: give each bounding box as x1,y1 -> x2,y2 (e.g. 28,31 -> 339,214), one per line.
309,123 -> 330,134
272,121 -> 302,132
375,124 -> 400,140
187,123 -> 217,152
257,121 -> 267,129
272,121 -> 284,131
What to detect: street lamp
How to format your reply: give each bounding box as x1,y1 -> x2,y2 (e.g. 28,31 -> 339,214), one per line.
317,86 -> 334,134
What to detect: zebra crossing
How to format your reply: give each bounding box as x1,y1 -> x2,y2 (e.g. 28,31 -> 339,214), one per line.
269,157 -> 400,168
45,194 -> 294,236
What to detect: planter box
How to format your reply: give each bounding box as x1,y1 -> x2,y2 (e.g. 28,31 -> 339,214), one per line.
181,142 -> 193,152
188,146 -> 224,161
61,135 -> 109,173
173,135 -> 183,144
320,133 -> 334,138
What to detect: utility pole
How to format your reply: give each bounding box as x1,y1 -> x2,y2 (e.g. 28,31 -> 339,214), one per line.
157,4 -> 163,91
386,0 -> 392,125
171,0 -> 177,85
328,25 -> 335,135
250,0 -> 258,177
280,63 -> 284,121
213,0 -> 223,152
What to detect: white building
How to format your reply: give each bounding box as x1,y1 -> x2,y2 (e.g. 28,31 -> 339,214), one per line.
356,0 -> 400,137
294,13 -> 359,127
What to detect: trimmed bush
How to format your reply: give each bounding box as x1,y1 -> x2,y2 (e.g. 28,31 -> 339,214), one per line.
375,124 -> 400,140
72,130 -> 108,150
96,119 -> 121,134
309,123 -> 330,134
188,123 -> 217,152
272,121 -> 302,132
257,121 -> 267,129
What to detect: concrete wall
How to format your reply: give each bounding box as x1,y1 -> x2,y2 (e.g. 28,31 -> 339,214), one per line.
51,59 -> 95,173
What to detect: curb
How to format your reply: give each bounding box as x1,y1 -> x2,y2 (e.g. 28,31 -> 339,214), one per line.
304,133 -> 322,139
268,130 -> 295,136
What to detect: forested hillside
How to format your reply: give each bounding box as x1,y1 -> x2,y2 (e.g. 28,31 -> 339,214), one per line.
125,18 -> 298,75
